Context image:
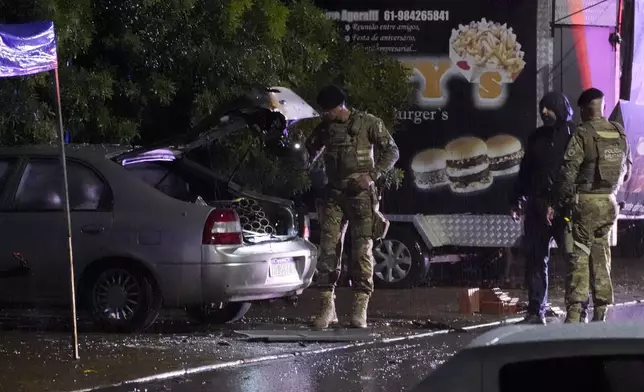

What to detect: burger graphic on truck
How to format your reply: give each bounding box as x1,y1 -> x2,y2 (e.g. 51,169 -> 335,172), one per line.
411,148 -> 449,190
486,134 -> 524,176
410,134 -> 524,194
445,137 -> 493,193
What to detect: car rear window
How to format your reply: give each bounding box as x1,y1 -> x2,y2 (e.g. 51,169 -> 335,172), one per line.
499,355 -> 644,392
124,162 -> 193,201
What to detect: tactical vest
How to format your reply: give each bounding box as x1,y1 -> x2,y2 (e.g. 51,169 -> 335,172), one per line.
576,119 -> 627,194
323,111 -> 375,188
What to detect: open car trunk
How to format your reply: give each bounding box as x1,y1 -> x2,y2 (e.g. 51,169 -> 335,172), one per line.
112,87 -> 319,244
203,188 -> 298,244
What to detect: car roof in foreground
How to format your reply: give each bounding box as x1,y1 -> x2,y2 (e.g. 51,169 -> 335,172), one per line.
468,322 -> 644,348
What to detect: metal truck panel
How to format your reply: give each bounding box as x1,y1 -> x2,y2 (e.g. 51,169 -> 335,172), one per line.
413,214 -> 522,248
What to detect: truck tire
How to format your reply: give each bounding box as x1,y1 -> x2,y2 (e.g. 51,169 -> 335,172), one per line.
373,224 -> 430,289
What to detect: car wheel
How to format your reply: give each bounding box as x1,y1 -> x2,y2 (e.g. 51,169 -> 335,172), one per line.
373,225 -> 429,289
89,266 -> 160,333
185,302 -> 252,324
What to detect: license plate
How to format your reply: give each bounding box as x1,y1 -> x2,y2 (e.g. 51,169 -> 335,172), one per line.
269,258 -> 297,277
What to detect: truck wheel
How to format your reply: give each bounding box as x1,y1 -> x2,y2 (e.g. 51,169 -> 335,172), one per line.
373,225 -> 430,289
186,302 -> 252,324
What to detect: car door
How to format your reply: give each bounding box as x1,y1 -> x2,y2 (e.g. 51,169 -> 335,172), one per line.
0,156 -> 114,306
0,157 -> 29,305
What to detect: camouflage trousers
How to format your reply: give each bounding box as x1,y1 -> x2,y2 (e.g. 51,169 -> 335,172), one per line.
565,194 -> 618,317
316,187 -> 375,294
315,197 -> 348,280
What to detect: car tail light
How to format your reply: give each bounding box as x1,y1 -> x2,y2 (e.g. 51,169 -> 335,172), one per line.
203,209 -> 243,245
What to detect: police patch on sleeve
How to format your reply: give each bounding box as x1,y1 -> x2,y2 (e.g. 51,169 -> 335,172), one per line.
563,136 -> 582,160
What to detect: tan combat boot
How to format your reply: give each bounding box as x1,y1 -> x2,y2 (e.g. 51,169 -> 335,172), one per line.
564,303 -> 582,323
350,292 -> 370,328
593,305 -> 608,322
579,307 -> 589,323
312,290 -> 338,329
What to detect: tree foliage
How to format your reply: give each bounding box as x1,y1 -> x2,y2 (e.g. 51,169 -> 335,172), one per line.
0,0 -> 411,196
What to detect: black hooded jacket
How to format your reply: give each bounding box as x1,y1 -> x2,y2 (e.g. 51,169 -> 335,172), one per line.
510,92 -> 575,205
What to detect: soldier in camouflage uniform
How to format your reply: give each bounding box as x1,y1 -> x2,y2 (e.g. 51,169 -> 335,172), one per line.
551,88 -> 631,323
306,85 -> 399,329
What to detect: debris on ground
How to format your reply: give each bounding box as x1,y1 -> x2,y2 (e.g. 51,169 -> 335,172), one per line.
233,329 -> 378,342
458,288 -> 519,316
411,320 -> 468,333
545,306 -> 566,318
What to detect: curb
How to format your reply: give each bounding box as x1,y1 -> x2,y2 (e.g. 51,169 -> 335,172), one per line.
67,316 -> 525,392
611,300 -> 644,307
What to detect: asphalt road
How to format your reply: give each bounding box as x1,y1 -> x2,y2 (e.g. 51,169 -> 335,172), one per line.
94,303 -> 644,392
99,331 -> 479,392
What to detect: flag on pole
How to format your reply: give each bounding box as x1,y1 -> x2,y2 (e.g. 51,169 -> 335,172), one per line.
0,21 -> 57,78
0,21 -> 79,359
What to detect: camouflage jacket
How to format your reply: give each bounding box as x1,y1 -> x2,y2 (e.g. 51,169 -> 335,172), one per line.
552,117 -> 632,204
306,110 -> 399,189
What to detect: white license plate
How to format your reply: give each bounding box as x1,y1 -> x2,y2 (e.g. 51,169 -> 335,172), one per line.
269,258 -> 297,277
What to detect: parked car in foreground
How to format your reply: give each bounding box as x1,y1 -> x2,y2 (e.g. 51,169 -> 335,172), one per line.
0,87 -> 319,332
411,322 -> 644,392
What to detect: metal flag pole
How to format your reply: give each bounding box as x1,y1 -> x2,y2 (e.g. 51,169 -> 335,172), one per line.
53,66 -> 80,360
0,20 -> 79,359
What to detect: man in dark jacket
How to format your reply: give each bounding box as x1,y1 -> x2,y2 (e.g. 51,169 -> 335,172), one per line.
510,92 -> 588,324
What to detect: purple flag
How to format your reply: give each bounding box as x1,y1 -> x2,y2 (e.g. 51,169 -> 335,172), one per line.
0,21 -> 57,78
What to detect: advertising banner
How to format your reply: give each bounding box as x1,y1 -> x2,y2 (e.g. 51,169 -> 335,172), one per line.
317,0 -> 538,215
630,0 -> 644,105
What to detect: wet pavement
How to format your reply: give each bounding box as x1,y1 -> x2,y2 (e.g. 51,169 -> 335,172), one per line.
0,286 -> 522,392
2,255 -> 644,392
0,327 -> 357,392
98,331 -> 478,392
0,312 -> 486,392
85,302 -> 644,392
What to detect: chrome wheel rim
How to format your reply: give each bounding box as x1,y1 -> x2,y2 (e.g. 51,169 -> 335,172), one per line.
93,269 -> 141,322
374,239 -> 412,283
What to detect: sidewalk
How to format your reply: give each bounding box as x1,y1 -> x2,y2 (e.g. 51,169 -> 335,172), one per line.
245,286 -> 526,329
242,253 -> 644,330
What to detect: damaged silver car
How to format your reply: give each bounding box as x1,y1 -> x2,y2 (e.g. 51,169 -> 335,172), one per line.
0,87 -> 319,332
